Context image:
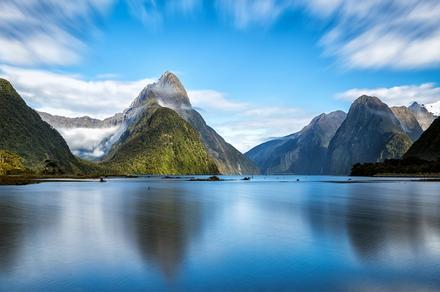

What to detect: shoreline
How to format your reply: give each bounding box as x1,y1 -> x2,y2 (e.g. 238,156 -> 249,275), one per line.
2,173 -> 440,185
0,174 -> 137,185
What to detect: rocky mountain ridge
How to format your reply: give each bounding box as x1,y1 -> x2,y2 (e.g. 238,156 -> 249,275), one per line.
408,102 -> 437,131
246,111 -> 346,174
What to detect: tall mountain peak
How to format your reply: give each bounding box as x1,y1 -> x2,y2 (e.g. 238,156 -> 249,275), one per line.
129,71 -> 191,112
110,71 -> 257,175
326,95 -> 412,174
353,95 -> 382,106
409,101 -> 424,109
158,71 -> 181,85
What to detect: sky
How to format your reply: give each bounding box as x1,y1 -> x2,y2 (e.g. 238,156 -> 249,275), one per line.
1,0 -> 440,152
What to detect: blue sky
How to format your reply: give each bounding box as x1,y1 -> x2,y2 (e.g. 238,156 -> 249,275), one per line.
1,0 -> 440,151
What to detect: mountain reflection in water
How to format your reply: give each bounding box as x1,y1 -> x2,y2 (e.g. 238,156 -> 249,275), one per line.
129,188 -> 206,279
0,176 -> 439,291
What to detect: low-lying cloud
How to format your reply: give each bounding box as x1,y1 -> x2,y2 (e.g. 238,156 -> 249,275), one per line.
58,126 -> 120,158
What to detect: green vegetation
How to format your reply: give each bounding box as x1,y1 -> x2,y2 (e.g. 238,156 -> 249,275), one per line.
351,158 -> 440,176
0,78 -> 83,174
378,132 -> 413,161
0,150 -> 27,175
103,106 -> 219,175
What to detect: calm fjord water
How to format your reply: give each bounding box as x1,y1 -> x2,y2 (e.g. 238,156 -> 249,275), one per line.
0,176 -> 439,291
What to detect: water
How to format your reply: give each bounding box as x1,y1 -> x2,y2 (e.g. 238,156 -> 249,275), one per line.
0,176 -> 439,291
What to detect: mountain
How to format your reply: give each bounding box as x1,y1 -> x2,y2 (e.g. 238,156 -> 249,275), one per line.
408,102 -> 437,131
117,71 -> 257,175
390,106 -> 423,141
404,117 -> 440,161
37,72 -> 257,175
0,79 -> 81,174
352,117 -> 440,176
39,111 -> 123,129
326,96 -> 413,175
102,106 -> 219,175
245,111 -> 346,174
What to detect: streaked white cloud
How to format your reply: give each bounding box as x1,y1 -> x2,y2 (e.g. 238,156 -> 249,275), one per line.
126,0 -> 201,27
311,0 -> 440,69
216,0 -> 295,28
0,0 -> 113,65
337,83 -> 440,109
3,1 -> 438,69
0,65 -> 153,119
215,0 -> 440,69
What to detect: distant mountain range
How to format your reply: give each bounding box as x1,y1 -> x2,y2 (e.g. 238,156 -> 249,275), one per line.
38,112 -> 123,129
247,96 -> 438,175
1,71 -> 439,176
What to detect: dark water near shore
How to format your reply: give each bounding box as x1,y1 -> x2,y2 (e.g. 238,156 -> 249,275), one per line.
0,176 -> 440,291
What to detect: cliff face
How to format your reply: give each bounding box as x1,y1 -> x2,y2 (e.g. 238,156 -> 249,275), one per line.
391,106 -> 423,141
246,111 -> 346,174
326,96 -> 412,175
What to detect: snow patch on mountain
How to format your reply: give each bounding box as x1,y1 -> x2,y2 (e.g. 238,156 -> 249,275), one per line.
425,101 -> 440,116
